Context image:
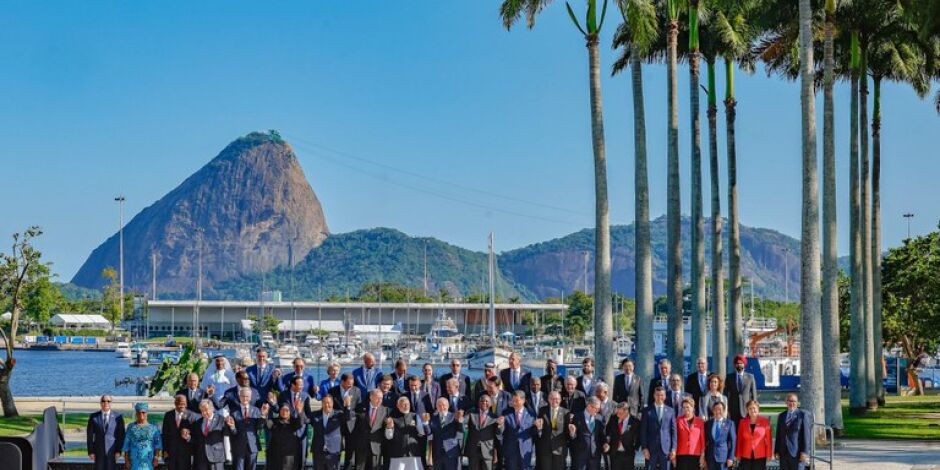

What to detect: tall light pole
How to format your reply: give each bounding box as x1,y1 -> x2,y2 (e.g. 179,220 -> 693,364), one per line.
783,247 -> 790,303
903,213 -> 914,239
115,196 -> 125,325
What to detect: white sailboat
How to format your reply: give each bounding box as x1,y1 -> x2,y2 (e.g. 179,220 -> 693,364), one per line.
467,233 -> 513,370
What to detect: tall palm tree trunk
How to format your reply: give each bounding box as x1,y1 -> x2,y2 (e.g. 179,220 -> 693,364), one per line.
633,56 -> 655,383
666,17 -> 685,369
798,0 -> 825,431
689,1 -> 707,363
848,31 -> 867,415
707,58 -> 726,377
587,36 -> 614,386
872,76 -> 884,405
821,5 -> 844,433
859,45 -> 877,410
725,58 -> 744,358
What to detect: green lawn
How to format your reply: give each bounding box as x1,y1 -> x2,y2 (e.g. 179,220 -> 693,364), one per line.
0,412 -> 163,437
841,395 -> 940,440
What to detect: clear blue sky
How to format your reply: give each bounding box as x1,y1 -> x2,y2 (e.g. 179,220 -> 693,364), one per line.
1,1 -> 937,281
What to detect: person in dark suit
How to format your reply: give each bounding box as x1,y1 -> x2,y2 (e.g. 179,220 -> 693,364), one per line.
178,373 -> 212,413
163,394 -> 199,470
87,394 -> 125,470
378,375 -> 400,408
246,348 -> 276,398
613,358 -> 643,418
484,376 -> 512,417
525,376 -> 547,417
567,396 -> 606,470
390,359 -> 411,395
593,382 -> 616,424
724,355 -> 758,423
439,358 -> 472,397
278,357 -> 318,396
187,399 -> 230,470
352,353 -> 383,396
423,396 -> 465,470
540,359 -> 563,394
385,396 -> 426,459
443,377 -> 472,413
317,363 -> 343,400
466,394 -> 500,470
704,401 -> 736,470
500,352 -> 532,394
640,387 -> 677,470
473,363 -> 499,401
277,376 -> 312,470
561,376 -> 586,414
422,363 -> 443,404
309,395 -> 346,470
535,391 -> 569,470
265,404 -> 305,470
648,360 -> 673,407
686,357 -> 711,418
220,371 -> 263,413
404,375 -> 433,416
500,391 -> 538,470
575,358 -> 597,397
226,388 -> 267,470
773,394 -> 812,470
605,402 -> 640,470
330,373 -> 361,470
353,389 -> 390,470
666,374 -> 687,417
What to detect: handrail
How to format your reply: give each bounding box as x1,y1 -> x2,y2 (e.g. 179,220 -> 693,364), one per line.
811,420 -> 835,470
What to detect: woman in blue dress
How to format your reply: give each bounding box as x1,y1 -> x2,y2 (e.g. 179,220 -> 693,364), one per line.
122,402 -> 162,470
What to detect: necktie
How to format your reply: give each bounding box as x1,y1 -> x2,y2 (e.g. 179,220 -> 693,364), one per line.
619,419 -> 625,435
244,406 -> 249,422
786,411 -> 794,425
480,413 -> 485,428
176,412 -> 181,428
452,397 -> 457,412
700,374 -> 706,391
294,394 -> 301,412
516,410 -> 522,426
491,400 -> 496,413
104,413 -> 109,432
713,420 -> 720,441
656,406 -> 663,423
588,416 -> 594,432
625,374 -> 631,390
737,374 -> 743,391
551,409 -> 557,429
513,370 -> 519,389
203,419 -> 209,436
370,407 -> 376,427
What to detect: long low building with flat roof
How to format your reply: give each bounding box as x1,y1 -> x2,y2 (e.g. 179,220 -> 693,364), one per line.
135,299 -> 568,340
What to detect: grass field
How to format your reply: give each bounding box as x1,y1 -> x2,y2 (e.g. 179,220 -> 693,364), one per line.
840,395 -> 940,439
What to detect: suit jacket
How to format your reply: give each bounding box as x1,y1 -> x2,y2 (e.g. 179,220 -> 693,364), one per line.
390,373 -> 411,395
596,400 -> 616,424
568,412 -> 606,463
189,414 -> 229,463
560,389 -> 586,414
500,368 -> 532,394
86,410 -> 125,460
329,385 -> 361,435
178,386 -> 211,413
774,409 -> 811,458
381,389 -> 400,409
646,377 -> 672,407
354,404 -> 390,457
317,376 -> 342,400
220,386 -> 263,413
723,372 -> 758,421
277,370 -> 317,396
639,405 -> 677,457
403,390 -> 434,416
309,409 -> 346,455
685,372 -> 711,415
664,389 -> 686,417
500,408 -> 537,469
352,366 -> 383,396
540,374 -> 563,394
524,391 -> 547,417
698,394 -> 728,420
246,363 -> 276,396
472,378 -> 490,402
162,409 -> 197,458
604,415 -> 640,455
736,416 -> 773,460
387,411 -> 425,458
422,377 -> 444,404
704,417 -> 736,463
277,390 -> 312,437
228,405 -> 265,456
536,406 -> 570,458
465,410 -> 500,459
675,416 -> 706,457
439,372 -> 472,398
425,413 -> 464,461
482,391 -> 511,417
612,373 -> 643,417
442,393 -> 472,413
575,375 -> 598,397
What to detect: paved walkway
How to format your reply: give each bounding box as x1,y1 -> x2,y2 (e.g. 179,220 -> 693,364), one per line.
828,439 -> 940,470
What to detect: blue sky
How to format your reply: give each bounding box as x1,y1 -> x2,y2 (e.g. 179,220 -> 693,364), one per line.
1,1 -> 937,281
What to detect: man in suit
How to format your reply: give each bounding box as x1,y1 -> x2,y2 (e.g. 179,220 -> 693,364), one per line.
422,363 -> 443,404
613,358 -> 643,418
246,348 -> 276,398
561,376 -> 586,414
686,357 -> 711,418
500,391 -> 538,470
178,373 -> 211,413
423,397 -> 464,470
226,388 -> 267,470
605,402 -> 640,470
385,396 -> 426,459
666,374 -> 686,417
353,353 -> 383,396
390,359 -> 411,395
278,357 -> 318,396
405,375 -> 433,416
278,375 -> 312,470
317,362 -> 343,400
567,396 -> 606,470
704,401 -> 736,470
593,382 -> 616,424
353,389 -> 390,470
535,391 -> 569,470
163,394 -> 199,470
466,394 -> 500,470
473,363 -> 499,401
187,399 -> 229,470
640,387 -> 677,470
576,358 -> 597,397
723,355 -> 758,423
438,359 -> 471,398
647,360 -> 673,407
484,376 -> 512,417
444,377 -> 472,413
379,375 -> 400,408
220,371 -> 263,413
540,359 -> 563,394
500,352 -> 532,394
525,376 -> 547,417
310,395 -> 347,470
774,393 -> 812,470
330,373 -> 361,470
86,394 -> 125,470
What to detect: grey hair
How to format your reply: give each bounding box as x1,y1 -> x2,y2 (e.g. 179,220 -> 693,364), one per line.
585,396 -> 600,407
548,391 -> 561,400
199,399 -> 214,410
658,358 -> 672,367
594,382 -> 608,393
565,376 -> 577,385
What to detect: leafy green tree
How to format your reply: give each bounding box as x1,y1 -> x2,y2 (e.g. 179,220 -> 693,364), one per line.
247,314 -> 281,336
100,267 -> 122,331
24,277 -> 63,325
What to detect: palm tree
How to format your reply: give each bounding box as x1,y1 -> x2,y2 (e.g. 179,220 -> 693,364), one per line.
848,30 -> 868,415
858,37 -> 878,410
689,0 -> 707,364
664,0 -> 685,369
797,0 -> 825,431
499,0 -> 615,385
613,0 -> 659,383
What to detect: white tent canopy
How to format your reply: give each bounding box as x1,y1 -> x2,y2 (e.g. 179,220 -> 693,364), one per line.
49,314 -> 111,329
240,319 -> 346,333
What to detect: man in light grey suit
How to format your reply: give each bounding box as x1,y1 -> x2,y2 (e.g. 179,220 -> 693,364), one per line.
723,355 -> 758,423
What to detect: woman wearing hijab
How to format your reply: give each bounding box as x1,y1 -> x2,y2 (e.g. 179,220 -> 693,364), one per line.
122,402 -> 162,470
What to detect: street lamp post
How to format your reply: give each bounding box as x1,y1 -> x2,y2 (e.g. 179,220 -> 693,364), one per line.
903,213 -> 914,239
115,196 -> 125,329
783,247 -> 790,303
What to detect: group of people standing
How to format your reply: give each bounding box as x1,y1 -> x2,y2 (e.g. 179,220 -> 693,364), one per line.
85,350 -> 814,470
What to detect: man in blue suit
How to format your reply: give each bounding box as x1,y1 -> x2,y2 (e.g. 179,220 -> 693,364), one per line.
353,353 -> 383,396
499,391 -> 537,470
423,396 -> 464,470
317,362 -> 342,400
500,352 -> 532,394
704,402 -> 736,470
86,395 -> 126,470
278,376 -> 313,470
567,397 -> 606,470
246,348 -> 276,397
774,393 -> 812,470
220,371 -> 263,412
226,389 -> 267,470
278,357 -> 318,396
640,387 -> 677,470
309,395 -> 346,470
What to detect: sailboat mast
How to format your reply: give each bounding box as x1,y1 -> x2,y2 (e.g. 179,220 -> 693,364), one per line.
488,232 -> 496,342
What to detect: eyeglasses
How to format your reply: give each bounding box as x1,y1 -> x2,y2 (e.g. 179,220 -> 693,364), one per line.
101,399 -> 112,403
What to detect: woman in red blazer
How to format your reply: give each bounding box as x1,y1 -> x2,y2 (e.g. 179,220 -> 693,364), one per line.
675,397 -> 705,470
736,399 -> 773,470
